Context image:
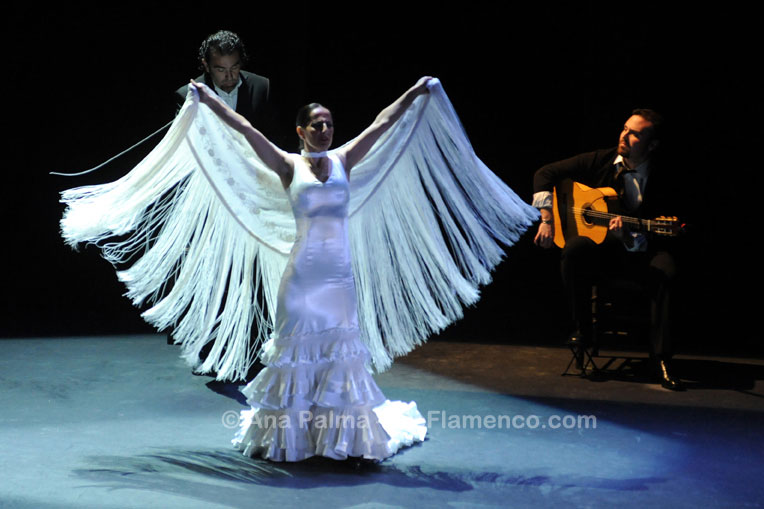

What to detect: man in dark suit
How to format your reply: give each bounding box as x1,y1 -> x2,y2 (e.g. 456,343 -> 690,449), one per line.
176,30 -> 271,133
175,30 -> 271,381
533,109 -> 683,390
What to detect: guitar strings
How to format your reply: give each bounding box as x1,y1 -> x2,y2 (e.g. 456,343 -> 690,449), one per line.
569,207 -> 645,225
568,207 -> 675,233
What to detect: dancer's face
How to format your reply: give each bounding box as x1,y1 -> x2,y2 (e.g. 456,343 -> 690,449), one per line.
202,50 -> 242,93
298,107 -> 334,152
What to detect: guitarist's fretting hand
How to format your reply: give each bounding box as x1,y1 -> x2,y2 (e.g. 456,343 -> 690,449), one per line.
534,209 -> 555,249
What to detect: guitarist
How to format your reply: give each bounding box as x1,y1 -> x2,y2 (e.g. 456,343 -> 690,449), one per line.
532,109 -> 682,391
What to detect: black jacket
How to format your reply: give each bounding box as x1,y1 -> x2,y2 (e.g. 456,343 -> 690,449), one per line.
175,70 -> 271,134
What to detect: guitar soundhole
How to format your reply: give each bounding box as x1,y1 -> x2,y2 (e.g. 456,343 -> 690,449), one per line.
581,207 -> 594,226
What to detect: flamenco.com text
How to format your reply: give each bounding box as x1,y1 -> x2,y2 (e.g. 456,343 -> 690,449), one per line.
221,410 -> 597,430
426,411 -> 597,430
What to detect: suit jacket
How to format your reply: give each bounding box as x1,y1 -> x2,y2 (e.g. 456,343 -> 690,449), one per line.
175,70 -> 271,132
534,147 -> 620,198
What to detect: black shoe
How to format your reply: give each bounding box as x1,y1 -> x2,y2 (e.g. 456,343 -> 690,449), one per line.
656,359 -> 684,391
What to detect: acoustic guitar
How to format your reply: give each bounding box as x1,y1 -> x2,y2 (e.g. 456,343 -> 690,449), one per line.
551,179 -> 682,248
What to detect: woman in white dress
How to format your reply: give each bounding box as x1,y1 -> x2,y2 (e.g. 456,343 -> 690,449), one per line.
191,77 -> 433,462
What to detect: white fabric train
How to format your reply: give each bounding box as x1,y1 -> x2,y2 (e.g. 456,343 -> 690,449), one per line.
60,79 -> 539,381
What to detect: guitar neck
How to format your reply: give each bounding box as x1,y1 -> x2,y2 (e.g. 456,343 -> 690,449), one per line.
622,215 -> 652,232
573,208 -> 657,233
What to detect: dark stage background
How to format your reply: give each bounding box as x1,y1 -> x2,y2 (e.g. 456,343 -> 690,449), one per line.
7,4 -> 762,357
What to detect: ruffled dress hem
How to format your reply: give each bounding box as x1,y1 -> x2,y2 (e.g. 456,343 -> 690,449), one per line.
232,400 -> 427,462
233,326 -> 426,462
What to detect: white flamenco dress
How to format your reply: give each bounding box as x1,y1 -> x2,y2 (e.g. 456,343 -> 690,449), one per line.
59,79 -> 538,462
233,154 -> 426,461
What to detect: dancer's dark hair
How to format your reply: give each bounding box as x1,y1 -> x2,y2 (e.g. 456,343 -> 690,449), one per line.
295,103 -> 327,149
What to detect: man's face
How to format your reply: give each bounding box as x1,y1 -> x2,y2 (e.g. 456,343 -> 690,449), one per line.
203,50 -> 241,93
617,115 -> 657,166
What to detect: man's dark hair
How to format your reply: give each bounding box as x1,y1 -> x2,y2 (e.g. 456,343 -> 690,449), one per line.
198,30 -> 249,70
632,108 -> 664,141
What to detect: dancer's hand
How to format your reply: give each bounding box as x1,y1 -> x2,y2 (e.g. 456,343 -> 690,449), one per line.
414,76 -> 435,94
190,79 -> 216,105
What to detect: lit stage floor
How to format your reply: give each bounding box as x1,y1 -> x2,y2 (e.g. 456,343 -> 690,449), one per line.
1,335 -> 762,508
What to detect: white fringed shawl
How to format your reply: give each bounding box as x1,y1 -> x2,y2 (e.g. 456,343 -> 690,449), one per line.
60,80 -> 539,380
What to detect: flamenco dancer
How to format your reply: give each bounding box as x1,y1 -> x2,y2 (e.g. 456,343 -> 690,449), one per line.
60,76 -> 538,462
198,76 -> 437,461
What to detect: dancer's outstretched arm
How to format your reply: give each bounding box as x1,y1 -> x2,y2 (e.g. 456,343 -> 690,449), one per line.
191,80 -> 294,187
338,76 -> 433,172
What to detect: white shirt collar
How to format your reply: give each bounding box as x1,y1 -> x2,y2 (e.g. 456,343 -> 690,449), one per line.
614,155 -> 650,178
213,78 -> 243,109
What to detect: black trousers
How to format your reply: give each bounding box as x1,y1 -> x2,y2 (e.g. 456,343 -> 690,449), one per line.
560,235 -> 677,358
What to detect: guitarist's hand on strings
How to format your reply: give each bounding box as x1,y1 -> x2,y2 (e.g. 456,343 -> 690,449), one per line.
534,209 -> 555,249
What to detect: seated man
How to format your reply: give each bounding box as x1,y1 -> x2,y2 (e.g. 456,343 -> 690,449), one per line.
176,30 -> 270,131
533,109 -> 683,390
